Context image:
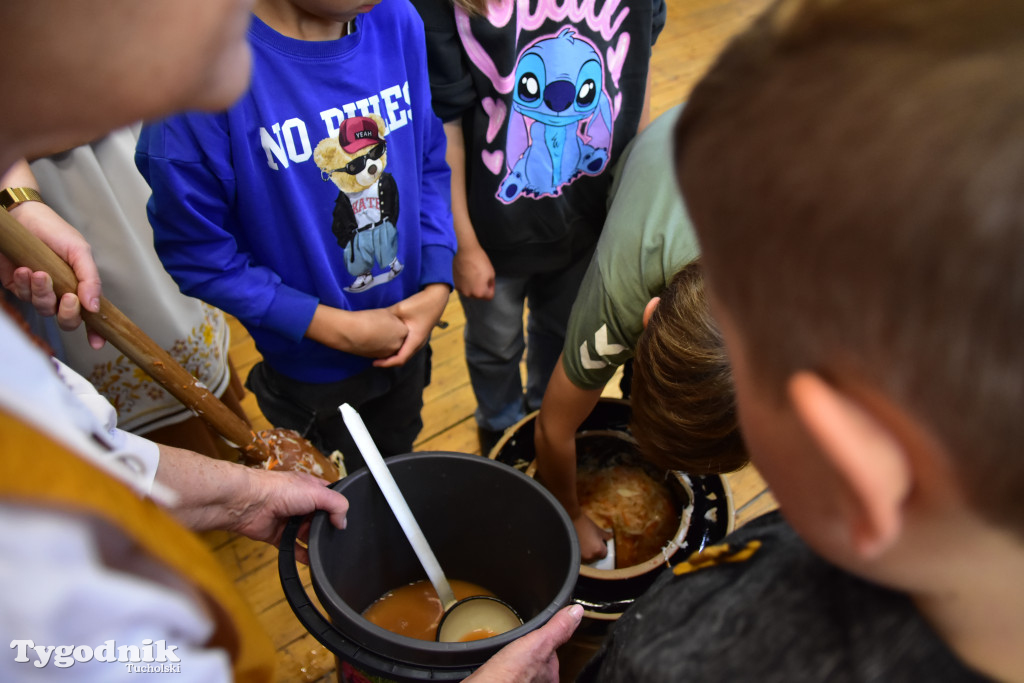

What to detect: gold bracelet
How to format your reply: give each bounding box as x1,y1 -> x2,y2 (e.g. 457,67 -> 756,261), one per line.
0,187 -> 43,211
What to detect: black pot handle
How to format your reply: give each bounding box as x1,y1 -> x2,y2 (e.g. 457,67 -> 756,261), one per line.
278,514 -> 359,657
279,515 -> 473,681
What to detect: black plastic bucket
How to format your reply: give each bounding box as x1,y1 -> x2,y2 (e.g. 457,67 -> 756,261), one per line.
279,451 -> 580,682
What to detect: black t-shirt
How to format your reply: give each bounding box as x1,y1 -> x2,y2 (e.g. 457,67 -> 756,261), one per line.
580,511 -> 993,682
411,0 -> 667,275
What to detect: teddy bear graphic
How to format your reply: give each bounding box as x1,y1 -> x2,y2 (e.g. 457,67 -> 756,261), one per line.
314,113 -> 402,293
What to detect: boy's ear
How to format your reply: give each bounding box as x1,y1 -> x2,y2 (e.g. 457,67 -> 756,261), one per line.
788,372 -> 912,559
641,297 -> 661,329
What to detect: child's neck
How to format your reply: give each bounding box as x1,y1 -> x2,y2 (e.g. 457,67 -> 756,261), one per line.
253,0 -> 353,41
912,520 -> 1024,682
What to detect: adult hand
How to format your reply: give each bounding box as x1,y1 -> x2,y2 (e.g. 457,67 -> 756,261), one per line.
464,604 -> 584,683
222,468 -> 349,564
156,445 -> 349,564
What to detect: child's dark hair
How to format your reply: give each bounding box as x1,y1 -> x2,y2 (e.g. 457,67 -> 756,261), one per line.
675,0 -> 1024,533
630,261 -> 747,474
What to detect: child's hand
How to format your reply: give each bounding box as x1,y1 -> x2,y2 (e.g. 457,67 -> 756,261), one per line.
453,242 -> 495,300
373,283 -> 451,367
575,514 -> 614,564
307,304 -> 408,358
0,198 -> 106,348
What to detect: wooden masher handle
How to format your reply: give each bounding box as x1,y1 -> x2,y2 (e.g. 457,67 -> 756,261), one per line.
0,207 -> 269,463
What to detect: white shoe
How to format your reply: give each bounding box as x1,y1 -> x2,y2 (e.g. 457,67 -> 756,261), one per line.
348,273 -> 374,292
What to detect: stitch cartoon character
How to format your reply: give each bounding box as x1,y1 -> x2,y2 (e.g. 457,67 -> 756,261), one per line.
314,113 -> 402,293
498,28 -> 614,202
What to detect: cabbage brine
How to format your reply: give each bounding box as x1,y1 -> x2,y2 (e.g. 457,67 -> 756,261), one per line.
363,579 -> 497,641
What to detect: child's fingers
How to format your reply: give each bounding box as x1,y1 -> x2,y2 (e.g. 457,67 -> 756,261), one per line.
55,292 -> 83,331
371,333 -> 423,368
29,271 -> 58,316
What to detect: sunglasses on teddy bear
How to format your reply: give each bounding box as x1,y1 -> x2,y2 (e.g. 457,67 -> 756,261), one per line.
321,142 -> 387,181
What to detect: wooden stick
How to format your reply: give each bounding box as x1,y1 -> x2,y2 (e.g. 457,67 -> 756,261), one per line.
0,207 -> 269,464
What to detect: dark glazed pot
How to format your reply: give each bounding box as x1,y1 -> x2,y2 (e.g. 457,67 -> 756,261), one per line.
489,397 -> 734,620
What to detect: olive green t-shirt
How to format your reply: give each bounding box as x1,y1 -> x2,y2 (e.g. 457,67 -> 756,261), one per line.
562,104 -> 700,390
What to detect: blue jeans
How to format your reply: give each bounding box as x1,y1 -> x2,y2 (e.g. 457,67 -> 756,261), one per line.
460,255 -> 593,432
344,220 -> 398,276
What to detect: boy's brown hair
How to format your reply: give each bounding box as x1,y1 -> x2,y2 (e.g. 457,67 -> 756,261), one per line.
675,0 -> 1024,532
630,261 -> 747,474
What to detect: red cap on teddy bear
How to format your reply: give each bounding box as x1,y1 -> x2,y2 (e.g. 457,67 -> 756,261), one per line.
338,117 -> 384,153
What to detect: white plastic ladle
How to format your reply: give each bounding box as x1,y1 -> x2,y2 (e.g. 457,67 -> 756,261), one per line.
339,403 -> 522,642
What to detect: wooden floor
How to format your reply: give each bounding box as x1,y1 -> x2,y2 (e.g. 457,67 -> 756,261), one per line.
203,0 -> 776,680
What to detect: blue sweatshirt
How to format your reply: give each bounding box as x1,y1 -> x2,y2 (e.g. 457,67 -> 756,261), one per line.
137,3 -> 455,383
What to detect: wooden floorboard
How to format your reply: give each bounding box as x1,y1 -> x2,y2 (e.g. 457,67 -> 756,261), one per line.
211,1 -> 776,679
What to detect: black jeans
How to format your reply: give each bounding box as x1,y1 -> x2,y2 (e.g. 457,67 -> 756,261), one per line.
245,346 -> 430,472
